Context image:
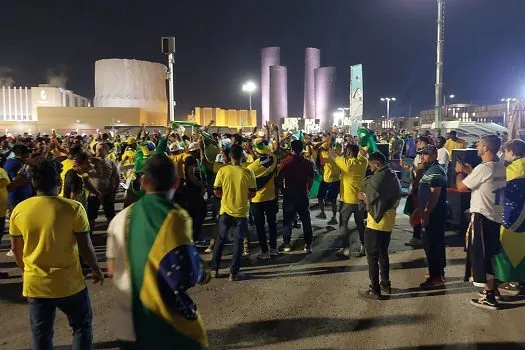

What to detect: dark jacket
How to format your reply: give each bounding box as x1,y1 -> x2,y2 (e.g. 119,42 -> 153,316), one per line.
365,164 -> 402,223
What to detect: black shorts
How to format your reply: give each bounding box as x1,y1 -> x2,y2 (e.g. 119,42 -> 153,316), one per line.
465,213 -> 501,285
317,181 -> 340,203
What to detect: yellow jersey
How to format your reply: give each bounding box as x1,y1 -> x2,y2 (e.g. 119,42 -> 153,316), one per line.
319,149 -> 341,183
9,196 -> 90,298
335,155 -> 368,204
445,138 -> 467,155
0,168 -> 9,217
214,165 -> 256,218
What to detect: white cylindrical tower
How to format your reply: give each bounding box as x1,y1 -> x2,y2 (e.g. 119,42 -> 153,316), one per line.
94,59 -> 168,115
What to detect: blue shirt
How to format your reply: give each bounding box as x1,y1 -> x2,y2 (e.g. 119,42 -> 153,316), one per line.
4,158 -> 32,207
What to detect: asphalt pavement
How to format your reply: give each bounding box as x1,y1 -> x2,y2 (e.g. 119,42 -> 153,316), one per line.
1,199 -> 525,350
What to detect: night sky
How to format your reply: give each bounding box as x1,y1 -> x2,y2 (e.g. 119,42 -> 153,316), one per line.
2,0 -> 525,119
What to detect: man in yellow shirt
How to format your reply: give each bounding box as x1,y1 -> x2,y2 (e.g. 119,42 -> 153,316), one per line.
329,143 -> 368,257
211,144 -> 256,281
315,133 -> 341,225
445,130 -> 467,155
247,138 -> 279,260
9,159 -> 103,349
357,152 -> 401,300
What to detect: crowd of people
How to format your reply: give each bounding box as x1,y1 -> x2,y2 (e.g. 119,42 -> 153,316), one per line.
1,121 -> 524,349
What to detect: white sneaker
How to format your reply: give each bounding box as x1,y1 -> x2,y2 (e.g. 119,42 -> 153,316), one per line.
6,250 -> 13,257
257,251 -> 270,260
269,248 -> 279,257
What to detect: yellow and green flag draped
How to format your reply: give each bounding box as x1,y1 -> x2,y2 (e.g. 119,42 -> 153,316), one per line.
494,157 -> 525,282
128,194 -> 209,349
357,127 -> 378,153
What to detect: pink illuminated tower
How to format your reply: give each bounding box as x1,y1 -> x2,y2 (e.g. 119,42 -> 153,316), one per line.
260,47 -> 280,127
269,65 -> 288,125
303,48 -> 321,119
315,67 -> 337,131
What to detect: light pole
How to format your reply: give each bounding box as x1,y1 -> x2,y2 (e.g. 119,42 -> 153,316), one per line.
501,97 -> 517,126
380,97 -> 396,120
434,0 -> 445,135
242,81 -> 257,112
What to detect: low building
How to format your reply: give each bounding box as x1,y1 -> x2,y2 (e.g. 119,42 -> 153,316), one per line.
0,85 -> 166,135
187,107 -> 256,128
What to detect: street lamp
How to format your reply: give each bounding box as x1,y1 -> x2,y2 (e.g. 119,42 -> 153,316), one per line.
434,0 -> 445,136
242,81 -> 257,111
380,97 -> 396,120
444,94 -> 454,117
501,97 -> 517,126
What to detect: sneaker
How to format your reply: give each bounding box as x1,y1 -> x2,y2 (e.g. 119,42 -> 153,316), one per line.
327,217 -> 338,225
352,244 -> 366,257
211,270 -> 220,278
243,241 -> 250,257
419,277 -> 445,290
257,251 -> 270,260
499,282 -> 521,296
304,244 -> 312,254
380,281 -> 392,295
478,289 -> 502,301
194,240 -> 209,248
229,272 -> 245,281
470,295 -> 499,310
269,248 -> 279,257
280,243 -> 292,253
358,288 -> 382,300
6,250 -> 13,257
336,247 -> 350,258
316,213 -> 327,220
404,238 -> 422,247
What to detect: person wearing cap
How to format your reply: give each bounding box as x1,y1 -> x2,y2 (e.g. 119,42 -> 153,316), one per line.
417,144 -> 448,290
400,135 -> 430,247
169,141 -> 189,185
121,136 -> 137,168
183,140 -> 208,246
247,137 -> 279,260
357,151 -> 401,299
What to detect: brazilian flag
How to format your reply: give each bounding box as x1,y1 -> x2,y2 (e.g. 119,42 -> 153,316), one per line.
357,127 -> 378,153
128,193 -> 209,349
494,157 -> 525,282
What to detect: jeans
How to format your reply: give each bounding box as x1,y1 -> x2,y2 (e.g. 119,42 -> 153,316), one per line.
87,195 -> 116,225
28,288 -> 93,350
211,214 -> 248,275
339,203 -> 365,246
364,228 -> 391,293
252,200 -> 278,252
282,195 -> 313,246
422,214 -> 446,278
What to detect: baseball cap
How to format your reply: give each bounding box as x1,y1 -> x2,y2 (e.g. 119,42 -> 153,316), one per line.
420,145 -> 437,155
253,137 -> 270,155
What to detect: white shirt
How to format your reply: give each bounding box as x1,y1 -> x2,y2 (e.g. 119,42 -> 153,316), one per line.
106,206 -> 135,341
462,161 -> 506,223
437,147 -> 450,171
